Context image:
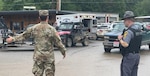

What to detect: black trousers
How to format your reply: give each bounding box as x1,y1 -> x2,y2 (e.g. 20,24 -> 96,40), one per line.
121,53 -> 140,76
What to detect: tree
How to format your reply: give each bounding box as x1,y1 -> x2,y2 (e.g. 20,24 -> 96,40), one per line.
2,0 -> 23,10
135,0 -> 150,16
0,0 -> 4,10
1,0 -> 54,11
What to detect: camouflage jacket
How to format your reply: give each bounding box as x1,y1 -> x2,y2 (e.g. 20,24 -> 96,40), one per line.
12,21 -> 66,62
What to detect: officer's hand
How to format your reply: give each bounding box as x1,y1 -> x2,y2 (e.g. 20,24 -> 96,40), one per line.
63,53 -> 66,59
6,36 -> 13,43
118,35 -> 123,40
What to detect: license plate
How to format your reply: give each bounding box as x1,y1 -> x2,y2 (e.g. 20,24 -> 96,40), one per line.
113,41 -> 119,47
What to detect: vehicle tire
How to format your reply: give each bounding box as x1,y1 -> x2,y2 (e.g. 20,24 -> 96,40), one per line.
72,43 -> 76,46
82,37 -> 89,46
96,34 -> 99,40
149,44 -> 150,50
66,37 -> 73,47
104,48 -> 111,53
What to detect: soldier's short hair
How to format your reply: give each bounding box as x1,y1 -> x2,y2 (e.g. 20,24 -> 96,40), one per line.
40,16 -> 48,21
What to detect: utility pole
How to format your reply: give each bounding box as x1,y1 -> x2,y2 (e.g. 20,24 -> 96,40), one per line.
56,0 -> 61,11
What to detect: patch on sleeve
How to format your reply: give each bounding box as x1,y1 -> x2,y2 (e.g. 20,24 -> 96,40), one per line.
123,31 -> 128,38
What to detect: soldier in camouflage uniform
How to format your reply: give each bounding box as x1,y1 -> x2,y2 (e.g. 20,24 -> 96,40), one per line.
6,10 -> 66,76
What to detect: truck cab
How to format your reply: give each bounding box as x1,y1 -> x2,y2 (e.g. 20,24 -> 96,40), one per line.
57,22 -> 89,47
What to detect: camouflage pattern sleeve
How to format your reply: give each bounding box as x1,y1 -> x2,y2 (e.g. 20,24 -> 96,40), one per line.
12,27 -> 32,42
52,28 -> 66,55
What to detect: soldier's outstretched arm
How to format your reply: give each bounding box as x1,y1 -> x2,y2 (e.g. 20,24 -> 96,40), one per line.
53,29 -> 66,57
12,27 -> 32,42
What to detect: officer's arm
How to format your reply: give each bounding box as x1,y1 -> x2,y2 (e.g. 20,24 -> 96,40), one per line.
120,30 -> 133,48
53,29 -> 66,55
119,39 -> 129,47
12,27 -> 32,42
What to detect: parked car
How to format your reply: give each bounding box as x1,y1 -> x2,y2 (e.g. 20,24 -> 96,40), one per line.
57,22 -> 89,47
96,22 -> 118,40
96,25 -> 109,40
103,22 -> 150,52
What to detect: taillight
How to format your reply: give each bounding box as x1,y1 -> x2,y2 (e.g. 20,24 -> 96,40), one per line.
99,30 -> 103,32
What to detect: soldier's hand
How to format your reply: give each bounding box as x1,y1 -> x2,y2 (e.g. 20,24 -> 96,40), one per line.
6,36 -> 13,43
63,53 -> 66,59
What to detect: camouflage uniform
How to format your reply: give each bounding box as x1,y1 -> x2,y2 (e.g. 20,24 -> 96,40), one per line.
12,10 -> 66,76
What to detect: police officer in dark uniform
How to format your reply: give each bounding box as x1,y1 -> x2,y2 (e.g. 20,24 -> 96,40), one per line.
118,11 -> 142,76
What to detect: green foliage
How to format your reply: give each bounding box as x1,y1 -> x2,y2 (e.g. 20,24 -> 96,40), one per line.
0,0 -> 149,16
135,0 -> 150,16
0,0 -> 4,10
2,0 -> 54,10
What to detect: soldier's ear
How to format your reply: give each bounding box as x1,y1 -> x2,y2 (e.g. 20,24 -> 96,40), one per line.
39,17 -> 41,20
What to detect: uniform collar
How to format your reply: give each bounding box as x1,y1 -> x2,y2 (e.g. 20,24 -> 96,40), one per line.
40,21 -> 48,24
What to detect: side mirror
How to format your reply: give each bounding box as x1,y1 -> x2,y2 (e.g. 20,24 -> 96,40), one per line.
74,25 -> 81,29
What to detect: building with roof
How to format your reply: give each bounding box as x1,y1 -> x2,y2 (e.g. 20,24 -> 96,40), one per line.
0,10 -> 74,33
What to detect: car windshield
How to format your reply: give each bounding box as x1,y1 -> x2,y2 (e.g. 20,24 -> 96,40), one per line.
101,23 -> 111,26
112,23 -> 125,32
97,26 -> 108,29
59,23 -> 73,30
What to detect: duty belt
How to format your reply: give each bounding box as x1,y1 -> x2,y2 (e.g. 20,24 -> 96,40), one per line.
129,51 -> 139,54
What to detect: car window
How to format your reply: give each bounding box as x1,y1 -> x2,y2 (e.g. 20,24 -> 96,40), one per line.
112,23 -> 125,32
98,26 -> 108,29
59,23 -> 73,30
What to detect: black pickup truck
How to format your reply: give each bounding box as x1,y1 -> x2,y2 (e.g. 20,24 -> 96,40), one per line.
57,22 -> 89,47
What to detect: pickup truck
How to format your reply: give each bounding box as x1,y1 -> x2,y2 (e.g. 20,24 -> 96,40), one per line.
103,22 -> 150,52
0,17 -> 13,47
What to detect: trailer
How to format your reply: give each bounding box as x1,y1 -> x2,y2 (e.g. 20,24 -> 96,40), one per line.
56,14 -> 97,38
96,13 -> 119,24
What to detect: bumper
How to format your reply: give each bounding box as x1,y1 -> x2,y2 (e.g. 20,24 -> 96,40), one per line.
103,41 -> 120,48
96,35 -> 104,38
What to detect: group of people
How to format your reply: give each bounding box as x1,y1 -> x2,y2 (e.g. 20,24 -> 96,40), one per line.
6,10 -> 142,76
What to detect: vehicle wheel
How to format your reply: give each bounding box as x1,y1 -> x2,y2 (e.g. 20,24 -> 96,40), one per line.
149,44 -> 150,50
72,43 -> 76,46
0,45 -> 2,48
82,37 -> 89,46
104,48 -> 111,53
96,34 -> 99,40
66,38 -> 73,47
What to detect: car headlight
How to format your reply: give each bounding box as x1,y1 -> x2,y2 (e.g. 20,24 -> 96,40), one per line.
104,36 -> 109,39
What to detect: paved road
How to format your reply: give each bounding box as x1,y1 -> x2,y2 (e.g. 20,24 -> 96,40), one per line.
0,40 -> 150,76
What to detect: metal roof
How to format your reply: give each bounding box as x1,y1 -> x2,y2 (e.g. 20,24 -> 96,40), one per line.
0,10 -> 56,16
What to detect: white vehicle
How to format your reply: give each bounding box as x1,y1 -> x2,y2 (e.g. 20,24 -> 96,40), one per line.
96,23 -> 111,40
135,16 -> 150,22
56,14 -> 97,37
